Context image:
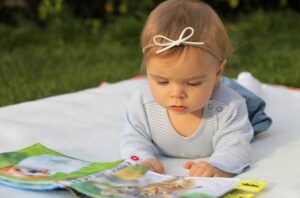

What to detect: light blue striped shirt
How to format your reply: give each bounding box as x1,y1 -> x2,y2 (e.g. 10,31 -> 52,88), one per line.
120,81 -> 254,174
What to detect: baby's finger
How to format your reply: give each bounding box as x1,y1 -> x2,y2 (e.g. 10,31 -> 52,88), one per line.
199,168 -> 215,177
152,161 -> 165,174
189,165 -> 206,176
183,161 -> 195,169
140,163 -> 153,171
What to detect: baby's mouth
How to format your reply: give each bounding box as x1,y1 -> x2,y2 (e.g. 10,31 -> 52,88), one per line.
170,105 -> 187,112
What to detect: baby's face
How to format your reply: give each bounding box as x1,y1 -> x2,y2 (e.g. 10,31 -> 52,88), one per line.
146,50 -> 223,116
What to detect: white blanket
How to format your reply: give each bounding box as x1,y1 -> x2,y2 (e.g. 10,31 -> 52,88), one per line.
1,78 -> 300,197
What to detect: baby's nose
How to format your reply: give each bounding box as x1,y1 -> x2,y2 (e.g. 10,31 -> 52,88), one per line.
170,84 -> 186,99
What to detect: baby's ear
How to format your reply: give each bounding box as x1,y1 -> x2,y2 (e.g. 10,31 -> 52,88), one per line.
220,59 -> 227,69
216,59 -> 227,79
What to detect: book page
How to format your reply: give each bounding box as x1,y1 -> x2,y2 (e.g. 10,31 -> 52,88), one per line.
0,143 -> 122,190
71,164 -> 240,198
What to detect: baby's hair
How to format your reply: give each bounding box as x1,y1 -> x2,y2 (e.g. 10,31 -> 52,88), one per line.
141,0 -> 232,70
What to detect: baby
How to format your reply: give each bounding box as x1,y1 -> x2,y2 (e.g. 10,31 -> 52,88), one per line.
120,0 -> 271,177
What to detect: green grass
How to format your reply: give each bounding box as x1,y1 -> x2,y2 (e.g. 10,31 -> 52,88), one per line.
225,10 -> 300,85
0,10 -> 299,107
0,16 -> 144,106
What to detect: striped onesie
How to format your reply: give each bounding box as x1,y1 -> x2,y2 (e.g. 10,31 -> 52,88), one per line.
120,81 -> 254,174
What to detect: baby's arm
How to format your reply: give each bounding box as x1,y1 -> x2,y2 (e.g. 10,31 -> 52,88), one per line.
120,89 -> 164,172
209,99 -> 254,175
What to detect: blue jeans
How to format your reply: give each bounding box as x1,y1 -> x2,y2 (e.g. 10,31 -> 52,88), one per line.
221,77 -> 272,135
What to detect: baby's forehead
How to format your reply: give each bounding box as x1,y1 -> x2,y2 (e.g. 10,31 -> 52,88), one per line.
147,54 -> 217,79
147,47 -> 218,67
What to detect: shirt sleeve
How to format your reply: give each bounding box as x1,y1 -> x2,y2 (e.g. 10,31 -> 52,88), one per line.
120,90 -> 158,161
209,99 -> 254,174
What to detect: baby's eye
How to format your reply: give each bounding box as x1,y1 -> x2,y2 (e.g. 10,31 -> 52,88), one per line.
157,80 -> 169,85
186,81 -> 202,86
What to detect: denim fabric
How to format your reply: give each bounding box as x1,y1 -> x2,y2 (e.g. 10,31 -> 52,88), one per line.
221,77 -> 272,135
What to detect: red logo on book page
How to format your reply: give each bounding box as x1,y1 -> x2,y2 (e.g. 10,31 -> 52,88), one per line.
130,155 -> 139,161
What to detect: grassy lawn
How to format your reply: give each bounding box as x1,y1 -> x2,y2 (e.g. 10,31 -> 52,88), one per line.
0,10 -> 299,107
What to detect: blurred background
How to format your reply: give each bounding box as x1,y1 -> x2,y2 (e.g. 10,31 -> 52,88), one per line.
0,0 -> 299,107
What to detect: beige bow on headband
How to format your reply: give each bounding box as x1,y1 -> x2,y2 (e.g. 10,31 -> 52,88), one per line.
142,27 -> 222,61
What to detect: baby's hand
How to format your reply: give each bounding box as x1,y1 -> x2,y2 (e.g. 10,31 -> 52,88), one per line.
140,158 -> 164,174
183,161 -> 235,177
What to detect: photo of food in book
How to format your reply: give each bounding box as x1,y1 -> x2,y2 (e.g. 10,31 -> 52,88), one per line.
71,165 -> 209,198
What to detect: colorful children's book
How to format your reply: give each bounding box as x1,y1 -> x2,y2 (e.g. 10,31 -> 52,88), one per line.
0,143 -> 266,198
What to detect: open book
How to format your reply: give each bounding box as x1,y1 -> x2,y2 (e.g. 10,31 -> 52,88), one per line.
0,143 -> 266,198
